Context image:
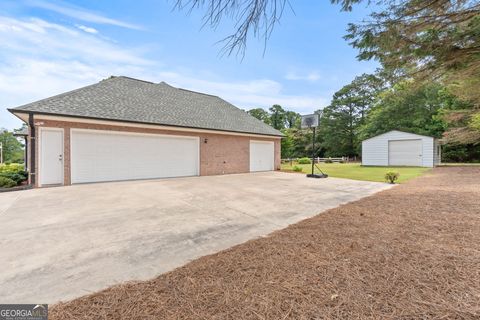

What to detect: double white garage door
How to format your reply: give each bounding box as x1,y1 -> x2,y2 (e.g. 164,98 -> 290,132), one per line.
71,130 -> 200,184
68,130 -> 274,184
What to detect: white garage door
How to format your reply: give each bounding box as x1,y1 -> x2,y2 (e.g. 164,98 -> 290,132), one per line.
71,129 -> 199,184
250,140 -> 274,172
388,139 -> 422,166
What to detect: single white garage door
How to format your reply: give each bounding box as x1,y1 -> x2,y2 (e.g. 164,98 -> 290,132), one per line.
388,139 -> 422,166
250,140 -> 274,172
71,130 -> 199,184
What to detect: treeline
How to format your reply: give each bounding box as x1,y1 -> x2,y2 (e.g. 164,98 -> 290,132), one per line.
247,75 -> 480,162
248,0 -> 480,163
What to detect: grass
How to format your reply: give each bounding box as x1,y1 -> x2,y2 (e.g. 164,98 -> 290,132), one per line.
281,162 -> 430,183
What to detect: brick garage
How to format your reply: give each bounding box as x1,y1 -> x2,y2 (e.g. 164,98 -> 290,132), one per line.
9,76 -> 282,187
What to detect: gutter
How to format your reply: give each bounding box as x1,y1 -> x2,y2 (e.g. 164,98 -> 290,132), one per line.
28,113 -> 36,186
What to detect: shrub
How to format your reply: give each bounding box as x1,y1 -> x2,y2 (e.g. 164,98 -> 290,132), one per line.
0,176 -> 17,188
0,172 -> 27,185
385,171 -> 400,184
0,163 -> 24,174
292,165 -> 303,172
18,170 -> 28,179
297,157 -> 311,164
324,158 -> 333,163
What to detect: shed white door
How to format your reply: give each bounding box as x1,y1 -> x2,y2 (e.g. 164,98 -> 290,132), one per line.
71,130 -> 199,184
388,139 -> 422,166
40,128 -> 64,185
250,140 -> 274,172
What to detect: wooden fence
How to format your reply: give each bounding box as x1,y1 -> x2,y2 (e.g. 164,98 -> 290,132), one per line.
282,157 -> 349,165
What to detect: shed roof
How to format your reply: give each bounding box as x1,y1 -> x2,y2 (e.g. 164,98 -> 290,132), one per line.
362,130 -> 435,143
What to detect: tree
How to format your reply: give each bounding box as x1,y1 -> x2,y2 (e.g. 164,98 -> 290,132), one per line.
345,0 -> 480,143
247,108 -> 271,124
176,0 -> 479,143
0,128 -> 24,164
284,111 -> 300,129
269,104 -> 286,130
358,82 -> 453,142
318,74 -> 384,157
174,0 -> 361,55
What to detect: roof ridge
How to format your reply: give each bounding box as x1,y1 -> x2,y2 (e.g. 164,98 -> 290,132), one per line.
177,87 -> 219,98
7,75 -> 283,136
116,76 -> 154,84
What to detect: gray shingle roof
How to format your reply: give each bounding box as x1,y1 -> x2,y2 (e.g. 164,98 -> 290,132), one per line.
9,76 -> 282,137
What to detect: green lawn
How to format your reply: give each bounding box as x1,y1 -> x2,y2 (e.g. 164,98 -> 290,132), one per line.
281,162 -> 430,183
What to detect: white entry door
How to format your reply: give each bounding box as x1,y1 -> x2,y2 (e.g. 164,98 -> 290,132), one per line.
71,129 -> 199,184
250,140 -> 274,172
388,139 -> 422,166
40,128 -> 64,185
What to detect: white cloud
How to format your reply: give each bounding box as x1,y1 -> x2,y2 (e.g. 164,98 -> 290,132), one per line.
0,16 -> 152,129
76,25 -> 98,34
285,71 -> 321,82
26,0 -> 142,30
0,16 -> 328,130
152,72 -> 328,113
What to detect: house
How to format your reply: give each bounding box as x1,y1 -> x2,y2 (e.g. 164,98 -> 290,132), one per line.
8,76 -> 282,187
361,130 -> 441,167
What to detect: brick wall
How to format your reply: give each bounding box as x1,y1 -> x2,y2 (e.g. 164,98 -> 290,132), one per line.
33,120 -> 281,186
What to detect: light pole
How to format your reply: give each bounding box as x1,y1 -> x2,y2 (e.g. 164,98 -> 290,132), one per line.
0,142 -> 3,164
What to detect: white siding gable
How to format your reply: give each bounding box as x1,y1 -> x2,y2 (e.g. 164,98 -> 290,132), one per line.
362,130 -> 435,167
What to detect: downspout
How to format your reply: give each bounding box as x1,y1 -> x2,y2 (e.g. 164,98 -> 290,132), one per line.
28,113 -> 36,186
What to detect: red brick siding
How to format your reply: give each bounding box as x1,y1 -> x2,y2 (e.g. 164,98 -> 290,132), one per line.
33,120 -> 281,186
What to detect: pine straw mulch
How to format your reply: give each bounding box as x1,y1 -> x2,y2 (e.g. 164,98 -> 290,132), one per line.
51,167 -> 480,319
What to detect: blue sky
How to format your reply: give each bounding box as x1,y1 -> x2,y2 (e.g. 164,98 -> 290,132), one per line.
0,0 -> 378,129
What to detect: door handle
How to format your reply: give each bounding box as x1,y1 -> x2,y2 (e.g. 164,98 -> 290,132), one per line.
59,154 -> 63,161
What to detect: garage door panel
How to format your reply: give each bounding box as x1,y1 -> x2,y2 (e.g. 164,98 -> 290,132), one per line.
71,130 -> 199,184
250,141 -> 274,172
388,139 -> 422,166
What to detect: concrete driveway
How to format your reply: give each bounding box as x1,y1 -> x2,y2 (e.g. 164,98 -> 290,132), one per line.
0,172 -> 391,303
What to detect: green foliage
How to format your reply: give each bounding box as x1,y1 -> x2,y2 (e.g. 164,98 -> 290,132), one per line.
247,108 -> 271,125
345,1 -> 480,143
318,74 -> 385,157
0,129 -> 24,164
358,82 -> 451,141
292,165 -> 303,172
442,144 -> 480,163
269,104 -> 286,130
470,113 -> 480,131
0,163 -> 25,173
0,176 -> 17,188
298,157 -> 311,164
0,172 -> 26,185
248,106 -> 299,130
284,111 -> 300,129
385,172 -> 400,184
324,158 -> 333,164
